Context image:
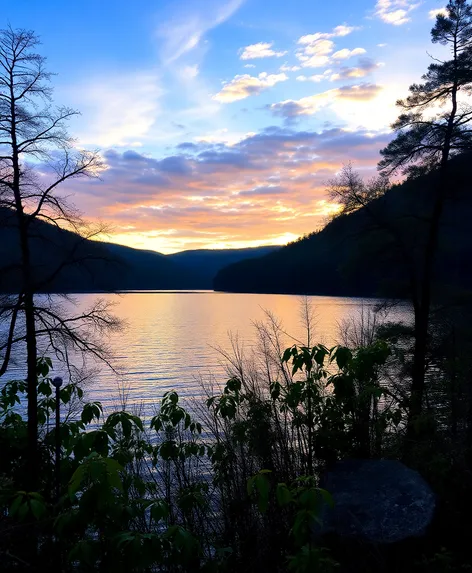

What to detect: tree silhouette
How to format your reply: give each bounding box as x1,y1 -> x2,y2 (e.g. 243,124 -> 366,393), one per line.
378,0 -> 472,445
0,27 -> 120,479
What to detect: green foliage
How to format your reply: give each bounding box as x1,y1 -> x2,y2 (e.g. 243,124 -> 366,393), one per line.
0,328 -> 468,572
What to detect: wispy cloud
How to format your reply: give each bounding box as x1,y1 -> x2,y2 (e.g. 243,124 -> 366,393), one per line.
213,72 -> 288,103
280,63 -> 301,72
330,57 -> 383,81
296,70 -> 332,82
240,42 -> 287,60
332,47 -> 366,60
157,0 -> 245,64
269,83 -> 383,119
375,0 -> 419,25
68,72 -> 163,148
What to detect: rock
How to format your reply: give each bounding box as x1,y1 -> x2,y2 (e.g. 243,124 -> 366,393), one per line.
319,459 -> 435,544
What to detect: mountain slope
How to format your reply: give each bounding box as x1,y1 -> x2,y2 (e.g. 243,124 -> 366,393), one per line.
214,154 -> 472,298
0,209 -> 280,292
167,246 -> 280,287
0,209 -> 196,292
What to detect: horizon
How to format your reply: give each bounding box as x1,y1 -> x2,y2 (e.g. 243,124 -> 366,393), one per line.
4,0 -> 447,253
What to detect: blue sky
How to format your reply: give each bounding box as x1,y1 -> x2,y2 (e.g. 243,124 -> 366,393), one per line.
4,0 -> 449,252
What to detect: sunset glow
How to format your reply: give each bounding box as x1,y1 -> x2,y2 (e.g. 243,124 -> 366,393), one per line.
5,0 -> 447,253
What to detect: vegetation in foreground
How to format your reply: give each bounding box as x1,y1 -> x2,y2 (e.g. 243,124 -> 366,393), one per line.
0,306 -> 471,573
2,1 -> 472,571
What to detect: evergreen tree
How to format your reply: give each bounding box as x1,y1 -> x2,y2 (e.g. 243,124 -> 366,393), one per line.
378,0 -> 472,448
379,0 -> 472,178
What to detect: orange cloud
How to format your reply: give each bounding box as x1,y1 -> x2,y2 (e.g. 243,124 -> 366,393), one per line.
61,127 -> 391,253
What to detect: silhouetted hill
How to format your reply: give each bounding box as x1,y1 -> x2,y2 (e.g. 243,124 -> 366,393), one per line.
0,209 -> 280,292
167,246 -> 280,286
0,209 -> 196,292
214,153 -> 472,299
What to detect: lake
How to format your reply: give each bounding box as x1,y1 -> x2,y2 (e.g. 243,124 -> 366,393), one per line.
2,292 -> 411,415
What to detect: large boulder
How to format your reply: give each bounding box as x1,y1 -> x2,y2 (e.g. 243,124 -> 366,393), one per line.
319,459 -> 435,544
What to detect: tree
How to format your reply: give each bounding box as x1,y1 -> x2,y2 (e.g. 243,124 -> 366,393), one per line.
0,27 -> 120,479
327,163 -> 390,216
378,0 -> 472,445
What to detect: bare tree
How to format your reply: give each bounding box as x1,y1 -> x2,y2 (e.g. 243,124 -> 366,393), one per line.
0,27 -> 120,478
327,163 -> 390,216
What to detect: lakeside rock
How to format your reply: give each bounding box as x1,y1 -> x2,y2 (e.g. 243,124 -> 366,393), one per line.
319,459 -> 436,544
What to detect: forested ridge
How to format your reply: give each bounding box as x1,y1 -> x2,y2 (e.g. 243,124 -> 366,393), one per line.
214,153 -> 472,299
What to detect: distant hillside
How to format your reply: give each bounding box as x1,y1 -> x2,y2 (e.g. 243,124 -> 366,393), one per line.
214,154 -> 472,299
0,209 -> 279,292
167,246 -> 280,287
0,209 -> 195,292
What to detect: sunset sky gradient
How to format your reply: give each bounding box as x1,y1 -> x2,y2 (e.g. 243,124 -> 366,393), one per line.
5,0 -> 447,253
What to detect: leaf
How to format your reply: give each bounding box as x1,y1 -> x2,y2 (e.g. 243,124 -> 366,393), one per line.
247,470 -> 272,513
9,494 -> 24,517
282,347 -> 293,363
276,483 -> 293,507
30,498 -> 46,520
150,500 -> 169,522
68,465 -> 86,497
334,346 -> 352,369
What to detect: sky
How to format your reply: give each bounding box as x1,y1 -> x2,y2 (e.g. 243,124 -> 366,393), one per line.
4,0 -> 449,253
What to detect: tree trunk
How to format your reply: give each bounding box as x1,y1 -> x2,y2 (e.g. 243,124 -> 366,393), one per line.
24,291 -> 38,483
405,164 -> 450,454
10,70 -> 39,484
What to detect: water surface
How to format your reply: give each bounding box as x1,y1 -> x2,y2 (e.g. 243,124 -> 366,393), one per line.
3,292 -> 411,413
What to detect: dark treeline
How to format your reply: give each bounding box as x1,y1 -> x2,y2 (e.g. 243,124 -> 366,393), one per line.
214,152 -> 472,298
0,209 -> 279,292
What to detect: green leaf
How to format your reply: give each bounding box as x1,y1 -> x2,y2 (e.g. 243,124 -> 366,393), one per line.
9,494 -> 24,517
68,465 -> 86,497
276,483 -> 293,507
150,500 -> 169,522
334,346 -> 352,369
29,498 -> 46,520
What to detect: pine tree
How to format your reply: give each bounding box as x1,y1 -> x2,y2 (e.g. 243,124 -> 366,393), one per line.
378,0 -> 472,449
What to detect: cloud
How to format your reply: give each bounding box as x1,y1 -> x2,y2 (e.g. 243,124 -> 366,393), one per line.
296,37 -> 335,68
332,47 -> 366,60
157,0 -> 245,63
213,72 -> 288,102
244,63 -> 256,68
297,25 -> 357,44
68,72 -> 163,148
280,64 -> 301,72
429,7 -> 447,19
296,70 -> 332,82
296,24 -> 361,68
336,83 -> 383,100
375,0 -> 419,25
296,58 -> 381,83
240,42 -> 287,60
269,83 -> 383,118
238,185 -> 288,196
179,64 -> 199,79
330,57 -> 383,81
64,126 -> 391,252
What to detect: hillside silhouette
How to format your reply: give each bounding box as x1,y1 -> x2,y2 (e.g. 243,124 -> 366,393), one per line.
214,153 -> 472,300
0,209 -> 278,292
